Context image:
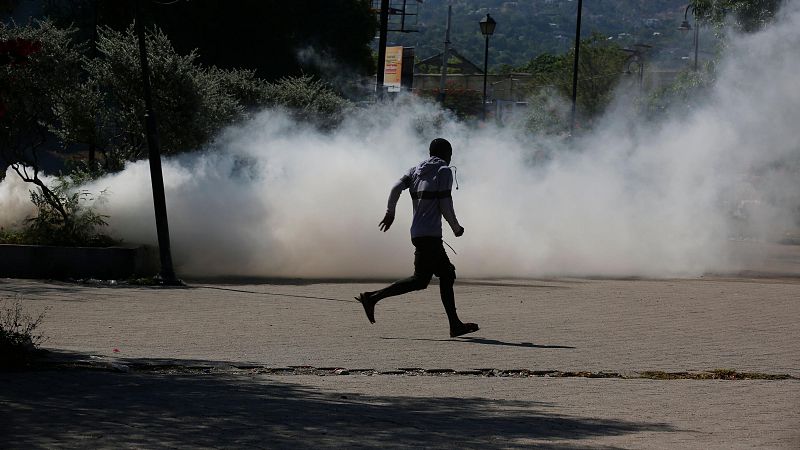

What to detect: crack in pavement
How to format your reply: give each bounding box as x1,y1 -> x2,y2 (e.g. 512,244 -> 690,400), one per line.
28,358 -> 799,381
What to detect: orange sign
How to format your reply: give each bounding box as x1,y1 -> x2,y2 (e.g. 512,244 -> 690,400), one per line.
384,46 -> 403,92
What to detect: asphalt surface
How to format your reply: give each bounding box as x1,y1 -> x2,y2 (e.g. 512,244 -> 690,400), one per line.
1,244 -> 799,448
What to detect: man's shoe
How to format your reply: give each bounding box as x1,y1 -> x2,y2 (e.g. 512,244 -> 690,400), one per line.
450,322 -> 479,338
356,293 -> 375,324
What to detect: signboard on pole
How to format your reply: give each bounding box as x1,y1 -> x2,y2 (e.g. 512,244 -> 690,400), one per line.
384,46 -> 403,92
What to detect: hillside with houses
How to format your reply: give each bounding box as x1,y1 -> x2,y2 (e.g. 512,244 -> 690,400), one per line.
384,0 -> 701,72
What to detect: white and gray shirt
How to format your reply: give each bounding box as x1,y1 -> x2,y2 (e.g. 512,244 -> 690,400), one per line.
387,156 -> 462,238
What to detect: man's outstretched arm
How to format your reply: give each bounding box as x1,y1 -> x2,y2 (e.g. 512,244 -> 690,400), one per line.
380,174 -> 411,232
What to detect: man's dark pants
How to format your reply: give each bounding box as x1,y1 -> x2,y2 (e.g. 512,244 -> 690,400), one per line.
369,236 -> 459,327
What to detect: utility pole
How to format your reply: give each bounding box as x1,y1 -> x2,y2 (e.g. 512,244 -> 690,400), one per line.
570,0 -> 583,134
88,0 -> 99,170
134,0 -> 181,285
438,4 -> 452,104
693,16 -> 699,71
376,0 -> 390,97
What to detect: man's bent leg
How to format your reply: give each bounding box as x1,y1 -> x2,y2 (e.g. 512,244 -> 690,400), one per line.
367,238 -> 435,303
369,273 -> 431,302
357,274 -> 430,324
356,237 -> 435,324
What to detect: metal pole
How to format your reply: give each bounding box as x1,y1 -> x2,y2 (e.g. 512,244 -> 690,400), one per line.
438,4 -> 452,104
400,0 -> 407,31
88,0 -> 99,170
693,16 -> 699,71
482,35 -> 489,121
134,0 -> 180,285
376,0 -> 390,97
570,0 -> 583,133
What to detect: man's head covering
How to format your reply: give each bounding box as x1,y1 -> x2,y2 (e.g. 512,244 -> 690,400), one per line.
429,138 -> 452,161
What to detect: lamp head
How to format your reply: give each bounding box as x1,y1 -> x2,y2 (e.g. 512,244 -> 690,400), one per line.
480,14 -> 497,36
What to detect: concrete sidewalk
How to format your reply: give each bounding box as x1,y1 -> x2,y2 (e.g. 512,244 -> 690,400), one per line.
3,276 -> 798,375
1,272 -> 799,448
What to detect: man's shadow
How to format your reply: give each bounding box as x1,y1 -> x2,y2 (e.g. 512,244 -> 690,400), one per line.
381,336 -> 575,349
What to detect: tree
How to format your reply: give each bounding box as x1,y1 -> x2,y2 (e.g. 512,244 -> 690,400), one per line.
4,18 -> 352,175
642,69 -> 715,120
0,20 -> 85,224
568,33 -> 629,119
0,20 -> 114,245
1,18 -> 352,245
79,25 -> 266,170
515,33 -> 628,132
691,0 -> 781,32
41,0 -> 378,82
642,0 -> 781,121
263,74 -> 352,127
78,25 -> 351,170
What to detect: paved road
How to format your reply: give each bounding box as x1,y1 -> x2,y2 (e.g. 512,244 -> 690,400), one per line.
1,269 -> 799,447
3,276 -> 798,375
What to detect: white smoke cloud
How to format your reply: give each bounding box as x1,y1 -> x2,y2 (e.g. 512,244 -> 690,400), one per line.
1,4 -> 799,278
0,171 -> 36,230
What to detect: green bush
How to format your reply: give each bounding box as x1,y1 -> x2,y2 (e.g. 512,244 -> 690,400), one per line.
0,170 -> 116,247
25,174 -> 115,247
0,297 -> 48,369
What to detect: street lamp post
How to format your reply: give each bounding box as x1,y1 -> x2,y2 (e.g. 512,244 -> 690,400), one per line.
479,14 -> 496,121
376,0 -> 390,97
679,4 -> 699,71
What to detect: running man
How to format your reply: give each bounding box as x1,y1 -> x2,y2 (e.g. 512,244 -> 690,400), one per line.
356,138 -> 479,338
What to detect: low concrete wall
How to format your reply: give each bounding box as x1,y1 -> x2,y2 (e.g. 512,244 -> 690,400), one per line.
0,244 -> 157,280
